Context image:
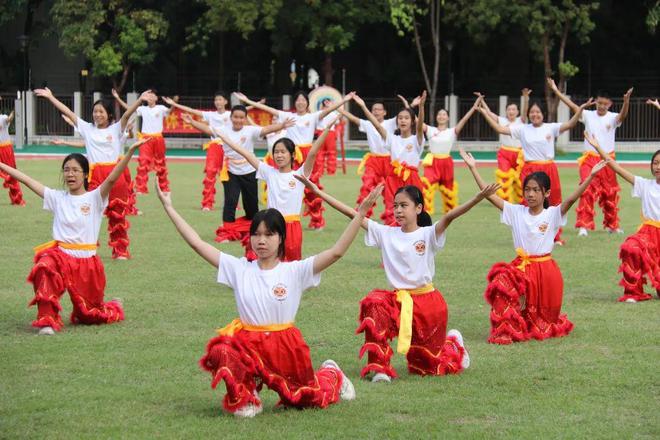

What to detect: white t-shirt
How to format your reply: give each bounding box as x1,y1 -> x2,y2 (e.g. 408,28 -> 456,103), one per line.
581,110 -> 620,154
510,123 -> 561,161
387,133 -> 424,167
633,176 -> 660,221
217,253 -> 321,326
43,187 -> 109,258
202,110 -> 231,136
137,105 -> 170,134
317,111 -> 339,130
501,202 -> 567,256
0,115 -> 10,143
256,162 -> 306,216
365,220 -> 446,290
76,119 -> 123,164
382,117 -> 397,134
276,110 -> 320,145
358,119 -> 389,155
213,125 -> 262,175
426,125 -> 456,155
498,116 -> 522,148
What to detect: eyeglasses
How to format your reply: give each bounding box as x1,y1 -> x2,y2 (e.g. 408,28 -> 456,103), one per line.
62,167 -> 84,174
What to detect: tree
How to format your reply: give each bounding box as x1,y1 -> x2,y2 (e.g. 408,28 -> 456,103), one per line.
51,0 -> 169,95
647,0 -> 660,34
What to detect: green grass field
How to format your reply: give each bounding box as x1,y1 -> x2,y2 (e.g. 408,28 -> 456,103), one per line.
1,159 -> 658,439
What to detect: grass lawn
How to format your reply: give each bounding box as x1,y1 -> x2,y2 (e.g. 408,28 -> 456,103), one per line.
1,159 -> 658,439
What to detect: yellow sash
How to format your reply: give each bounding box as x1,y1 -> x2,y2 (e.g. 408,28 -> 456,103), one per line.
219,159 -> 229,182
526,160 -> 554,165
642,218 -> 660,228
395,284 -> 435,354
392,160 -> 415,182
357,152 -> 390,175
0,141 -> 12,148
294,143 -> 311,164
33,240 -> 98,254
283,215 -> 301,223
216,318 -> 294,336
422,153 -> 450,167
203,140 -> 221,151
515,248 -> 552,271
138,132 -> 163,139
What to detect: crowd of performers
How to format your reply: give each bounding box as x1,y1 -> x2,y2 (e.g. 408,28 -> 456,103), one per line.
1,86 -> 660,418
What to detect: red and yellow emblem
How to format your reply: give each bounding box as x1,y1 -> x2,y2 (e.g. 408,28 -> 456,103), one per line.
288,180 -> 296,189
413,240 -> 426,256
538,222 -> 549,233
80,203 -> 91,216
272,283 -> 288,301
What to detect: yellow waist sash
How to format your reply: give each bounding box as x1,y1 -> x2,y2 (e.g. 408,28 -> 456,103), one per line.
138,132 -> 163,139
391,160 -> 418,181
526,160 -> 554,165
395,284 -> 435,354
0,141 -> 12,148
216,318 -> 294,336
34,240 -> 98,255
357,152 -> 390,175
422,153 -> 451,166
642,218 -> 660,228
283,215 -> 301,222
203,140 -> 221,151
500,145 -> 522,152
515,248 -> 552,271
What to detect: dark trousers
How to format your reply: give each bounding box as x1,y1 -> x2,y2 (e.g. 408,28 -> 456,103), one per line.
222,171 -> 258,222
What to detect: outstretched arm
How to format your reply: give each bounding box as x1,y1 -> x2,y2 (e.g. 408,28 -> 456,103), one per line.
435,183 -> 500,236
182,113 -> 213,136
120,90 -> 151,131
7,110 -> 15,125
584,131 -> 635,185
0,161 -> 45,197
213,128 -> 261,171
318,92 -> 355,120
521,88 -> 531,123
459,148 -> 504,210
354,94 -> 386,140
478,102 -> 511,135
337,107 -> 360,126
260,117 -> 294,138
303,115 -> 339,176
560,161 -> 608,216
156,185 -> 221,267
547,78 -> 579,114
559,98 -> 594,133
616,88 -> 633,124
111,89 -> 129,110
162,96 -> 204,118
312,187 -> 381,274
234,92 -> 280,117
454,95 -> 482,136
473,92 -> 498,123
50,138 -> 85,148
416,91 -> 427,145
647,99 -> 660,111
34,87 -> 77,126
99,138 -> 149,200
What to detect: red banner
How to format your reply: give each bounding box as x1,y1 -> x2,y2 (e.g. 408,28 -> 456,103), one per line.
248,109 -> 274,127
161,108 -> 275,134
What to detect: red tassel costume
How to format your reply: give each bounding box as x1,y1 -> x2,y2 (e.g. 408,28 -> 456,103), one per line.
575,151 -> 620,231
0,141 -> 25,206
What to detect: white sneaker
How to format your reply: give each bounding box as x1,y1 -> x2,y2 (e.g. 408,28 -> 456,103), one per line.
608,228 -> 624,234
322,359 -> 356,400
233,402 -> 262,418
371,372 -> 391,383
447,329 -> 470,369
201,207 -> 211,212
625,298 -> 637,303
38,326 -> 55,336
578,228 -> 588,237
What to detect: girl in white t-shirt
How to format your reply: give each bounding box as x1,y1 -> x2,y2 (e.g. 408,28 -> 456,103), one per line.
586,133 -> 660,303
0,107 -> 25,206
214,117 -> 338,262
421,95 -> 482,214
0,139 -> 146,335
461,148 -> 606,343
162,91 -> 231,211
156,181 -> 382,417
235,91 -> 355,230
479,96 -> 593,244
298,173 -> 500,382
36,87 -> 148,259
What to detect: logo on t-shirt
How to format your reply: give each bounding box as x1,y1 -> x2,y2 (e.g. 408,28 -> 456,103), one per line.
304,121 -> 310,127
272,283 -> 288,301
606,124 -> 612,131
106,135 -> 113,142
545,134 -> 552,141
538,222 -> 549,233
240,136 -> 246,144
80,203 -> 91,216
288,180 -> 296,189
413,240 -> 426,256
405,143 -> 413,152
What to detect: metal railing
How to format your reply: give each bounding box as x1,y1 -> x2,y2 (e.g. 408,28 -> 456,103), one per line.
36,95 -> 74,136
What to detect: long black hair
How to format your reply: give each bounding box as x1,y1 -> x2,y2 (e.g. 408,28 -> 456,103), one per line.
61,153 -> 90,190
394,185 -> 432,226
523,171 -> 551,209
393,108 -> 418,136
250,209 -> 286,258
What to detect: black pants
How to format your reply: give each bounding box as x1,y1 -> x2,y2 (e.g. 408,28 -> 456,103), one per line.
222,171 -> 258,222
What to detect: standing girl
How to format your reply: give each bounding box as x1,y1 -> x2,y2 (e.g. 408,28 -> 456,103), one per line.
0,105 -> 25,206
585,132 -> 660,303
156,181 -> 383,417
0,139 -> 146,334
297,174 -> 499,382
35,88 -> 149,259
479,94 -> 594,244
460,148 -> 606,343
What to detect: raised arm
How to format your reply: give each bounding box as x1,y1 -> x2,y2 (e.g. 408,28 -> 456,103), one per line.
0,161 -> 45,197
337,107 -> 360,126
354,94 -> 386,140
34,87 -> 77,126
547,78 -> 579,114
435,183 -> 500,236
234,92 -> 280,117
111,89 -> 129,110
454,95 -> 482,137
181,113 -> 214,137
312,187 -> 381,274
559,98 -> 594,133
560,161 -> 607,216
318,92 -> 355,120
213,128 -> 261,170
459,148 -> 505,210
156,185 -> 220,268
50,138 -> 85,148
521,88 -> 531,123
584,131 -> 635,185
416,91 -> 426,145
478,102 -> 511,135
260,117 -> 294,138
99,138 -> 149,200
120,90 -> 151,131
397,94 -> 411,109
162,96 -> 204,118
303,115 -> 339,176
7,110 -> 15,125
617,88 -> 633,124
473,92 -> 498,123
647,99 -> 660,111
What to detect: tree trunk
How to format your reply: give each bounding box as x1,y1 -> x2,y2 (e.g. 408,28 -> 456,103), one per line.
218,32 -> 225,91
112,66 -> 131,120
322,52 -> 333,86
542,32 -> 558,122
429,0 -> 441,123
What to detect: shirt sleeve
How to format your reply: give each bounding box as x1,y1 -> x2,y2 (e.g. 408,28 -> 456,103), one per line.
91,187 -> 109,211
632,176 -> 645,199
612,112 -> 622,128
0,115 -> 7,128
427,223 -> 446,253
75,119 -> 92,139
550,123 -> 562,138
136,106 -> 144,117
256,161 -> 272,181
358,119 -> 368,133
364,219 -> 384,248
501,201 -> 515,226
548,205 -> 568,227
298,256 -> 321,292
217,252 -> 243,289
249,125 -> 262,142
159,105 -> 171,115
509,124 -> 522,140
383,117 -> 397,133
43,187 -> 57,212
426,125 -> 438,139
202,111 -> 211,123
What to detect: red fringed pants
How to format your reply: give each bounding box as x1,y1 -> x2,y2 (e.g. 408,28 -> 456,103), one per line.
135,134 -> 170,193
201,141 -> 225,210
199,327 -> 342,414
89,163 -> 131,259
215,216 -> 251,243
484,256 -> 573,344
355,154 -> 390,219
27,246 -> 124,331
520,161 -> 563,242
495,146 -> 523,203
618,223 -> 660,302
298,145 -> 325,229
384,163 -> 428,225
423,155 -> 458,214
355,288 -> 466,378
575,152 -> 620,231
0,142 -> 25,205
314,128 -> 338,176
